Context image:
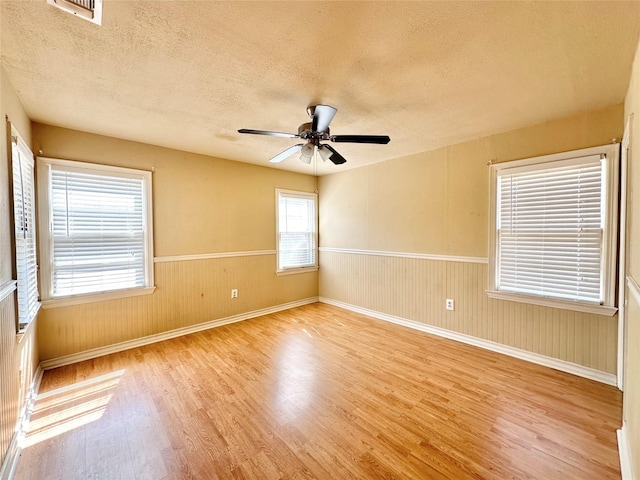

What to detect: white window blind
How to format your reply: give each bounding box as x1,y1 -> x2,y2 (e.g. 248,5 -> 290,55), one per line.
11,130 -> 39,327
39,158 -> 153,300
496,154 -> 606,304
277,190 -> 317,271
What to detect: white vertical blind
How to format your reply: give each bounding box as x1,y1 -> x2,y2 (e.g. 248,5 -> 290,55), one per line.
11,133 -> 39,327
496,155 -> 605,303
49,166 -> 146,297
277,191 -> 317,270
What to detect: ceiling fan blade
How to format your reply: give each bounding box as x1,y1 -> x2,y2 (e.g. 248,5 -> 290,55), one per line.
320,144 -> 347,165
238,129 -> 298,139
269,144 -> 304,163
331,135 -> 391,144
310,105 -> 337,133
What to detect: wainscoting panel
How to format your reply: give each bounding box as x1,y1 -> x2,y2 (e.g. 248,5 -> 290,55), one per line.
0,291 -> 17,472
319,250 -> 617,373
38,254 -> 318,361
620,277 -> 640,478
0,284 -> 37,477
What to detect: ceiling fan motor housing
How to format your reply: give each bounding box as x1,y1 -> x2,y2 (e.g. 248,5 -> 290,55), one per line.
298,122 -> 329,144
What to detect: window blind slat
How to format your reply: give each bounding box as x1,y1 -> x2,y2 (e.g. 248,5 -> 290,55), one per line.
12,138 -> 39,326
496,158 -> 604,304
50,166 -> 147,298
277,191 -> 317,270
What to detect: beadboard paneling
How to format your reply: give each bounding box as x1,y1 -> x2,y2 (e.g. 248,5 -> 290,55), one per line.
623,279 -> 640,478
0,294 -> 17,470
38,254 -> 318,361
319,250 -> 617,373
0,293 -> 38,472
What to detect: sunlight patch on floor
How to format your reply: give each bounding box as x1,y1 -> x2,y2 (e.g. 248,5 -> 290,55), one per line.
21,369 -> 125,448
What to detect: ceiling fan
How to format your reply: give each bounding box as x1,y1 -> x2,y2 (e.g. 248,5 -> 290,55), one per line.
238,105 -> 390,165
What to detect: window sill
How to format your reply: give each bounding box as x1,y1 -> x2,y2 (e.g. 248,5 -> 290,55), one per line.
486,290 -> 617,317
276,266 -> 319,276
16,303 -> 40,344
41,286 -> 156,309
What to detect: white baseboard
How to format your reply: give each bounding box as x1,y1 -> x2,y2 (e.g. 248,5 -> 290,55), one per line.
319,297 -> 617,386
618,424 -> 635,480
0,365 -> 43,480
0,433 -> 20,480
41,297 -> 319,370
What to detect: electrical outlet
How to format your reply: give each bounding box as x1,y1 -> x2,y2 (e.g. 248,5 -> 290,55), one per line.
231,289 -> 238,299
445,298 -> 454,311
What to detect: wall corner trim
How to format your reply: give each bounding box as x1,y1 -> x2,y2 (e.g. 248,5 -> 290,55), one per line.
318,297 -> 617,386
0,365 -> 43,480
617,424 -> 635,480
40,297 -> 319,369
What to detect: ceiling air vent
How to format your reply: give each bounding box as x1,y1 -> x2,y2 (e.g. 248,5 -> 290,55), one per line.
47,0 -> 102,25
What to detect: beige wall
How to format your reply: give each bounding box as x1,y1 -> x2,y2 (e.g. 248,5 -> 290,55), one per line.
319,104 -> 622,374
32,124 -> 318,360
0,67 -> 39,471
1,69 -> 31,280
623,34 -> 640,479
33,125 -> 317,257
320,104 -> 622,256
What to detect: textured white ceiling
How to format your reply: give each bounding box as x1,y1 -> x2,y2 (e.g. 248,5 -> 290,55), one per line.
1,1 -> 639,175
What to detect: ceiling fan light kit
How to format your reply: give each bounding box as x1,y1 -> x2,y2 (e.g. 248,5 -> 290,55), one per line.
317,145 -> 332,162
238,105 -> 390,166
299,143 -> 315,164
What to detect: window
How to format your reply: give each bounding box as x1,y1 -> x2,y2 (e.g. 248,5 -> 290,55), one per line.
276,189 -> 318,274
38,158 -> 154,306
10,127 -> 39,329
488,144 -> 619,316
47,0 -> 103,25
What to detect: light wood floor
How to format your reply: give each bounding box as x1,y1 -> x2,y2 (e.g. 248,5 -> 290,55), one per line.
16,303 -> 622,479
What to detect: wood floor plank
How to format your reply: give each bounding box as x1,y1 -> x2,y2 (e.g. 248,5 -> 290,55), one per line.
15,303 -> 622,479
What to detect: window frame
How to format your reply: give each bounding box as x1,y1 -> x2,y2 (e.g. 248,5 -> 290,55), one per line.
275,188 -> 319,275
487,144 -> 619,316
37,157 -> 155,308
10,126 -> 40,330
